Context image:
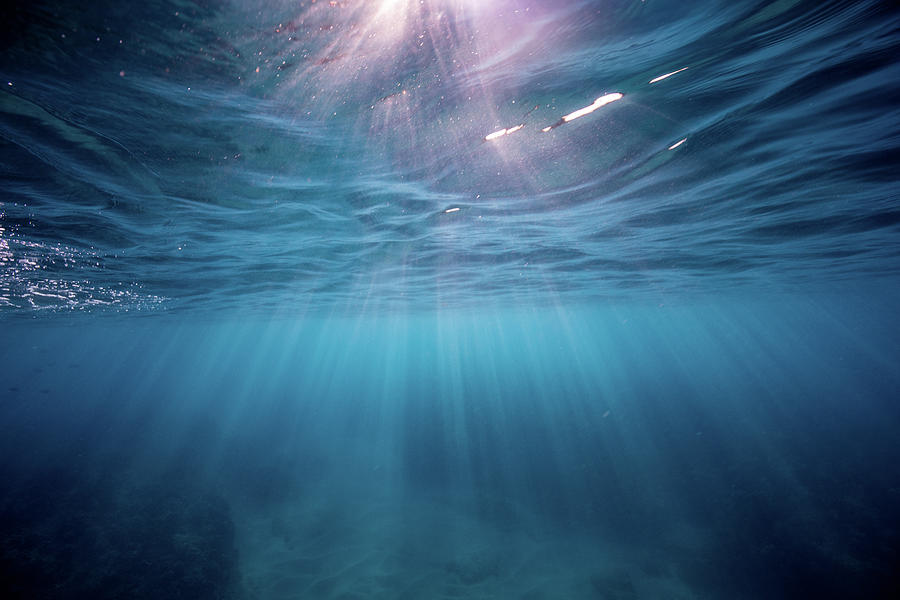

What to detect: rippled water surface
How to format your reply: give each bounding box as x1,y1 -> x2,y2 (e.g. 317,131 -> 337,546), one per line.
2,0 -> 897,313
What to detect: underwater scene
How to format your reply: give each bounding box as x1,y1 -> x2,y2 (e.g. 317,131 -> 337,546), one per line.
2,0 -> 899,598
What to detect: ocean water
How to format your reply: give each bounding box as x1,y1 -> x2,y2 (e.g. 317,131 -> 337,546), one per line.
1,0 -> 899,598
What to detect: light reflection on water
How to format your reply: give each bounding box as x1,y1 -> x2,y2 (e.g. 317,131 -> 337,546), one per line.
0,214 -> 164,311
649,66 -> 689,84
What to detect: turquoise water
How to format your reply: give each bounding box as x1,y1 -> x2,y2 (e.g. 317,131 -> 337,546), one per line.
2,1 -> 900,598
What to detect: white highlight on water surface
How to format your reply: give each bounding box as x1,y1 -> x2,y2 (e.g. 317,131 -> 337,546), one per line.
484,123 -> 524,141
445,207 -> 460,213
542,93 -> 623,132
562,93 -> 623,122
649,67 -> 688,84
668,138 -> 687,150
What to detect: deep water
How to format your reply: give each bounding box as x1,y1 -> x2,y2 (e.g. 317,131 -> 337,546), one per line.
2,1 -> 900,599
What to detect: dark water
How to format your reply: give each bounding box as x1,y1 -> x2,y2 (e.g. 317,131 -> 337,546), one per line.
2,1 -> 900,598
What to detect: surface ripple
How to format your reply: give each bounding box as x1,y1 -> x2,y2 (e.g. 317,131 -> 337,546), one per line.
1,0 -> 898,314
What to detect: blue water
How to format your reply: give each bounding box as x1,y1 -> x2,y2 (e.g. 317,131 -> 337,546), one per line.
2,0 -> 900,598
